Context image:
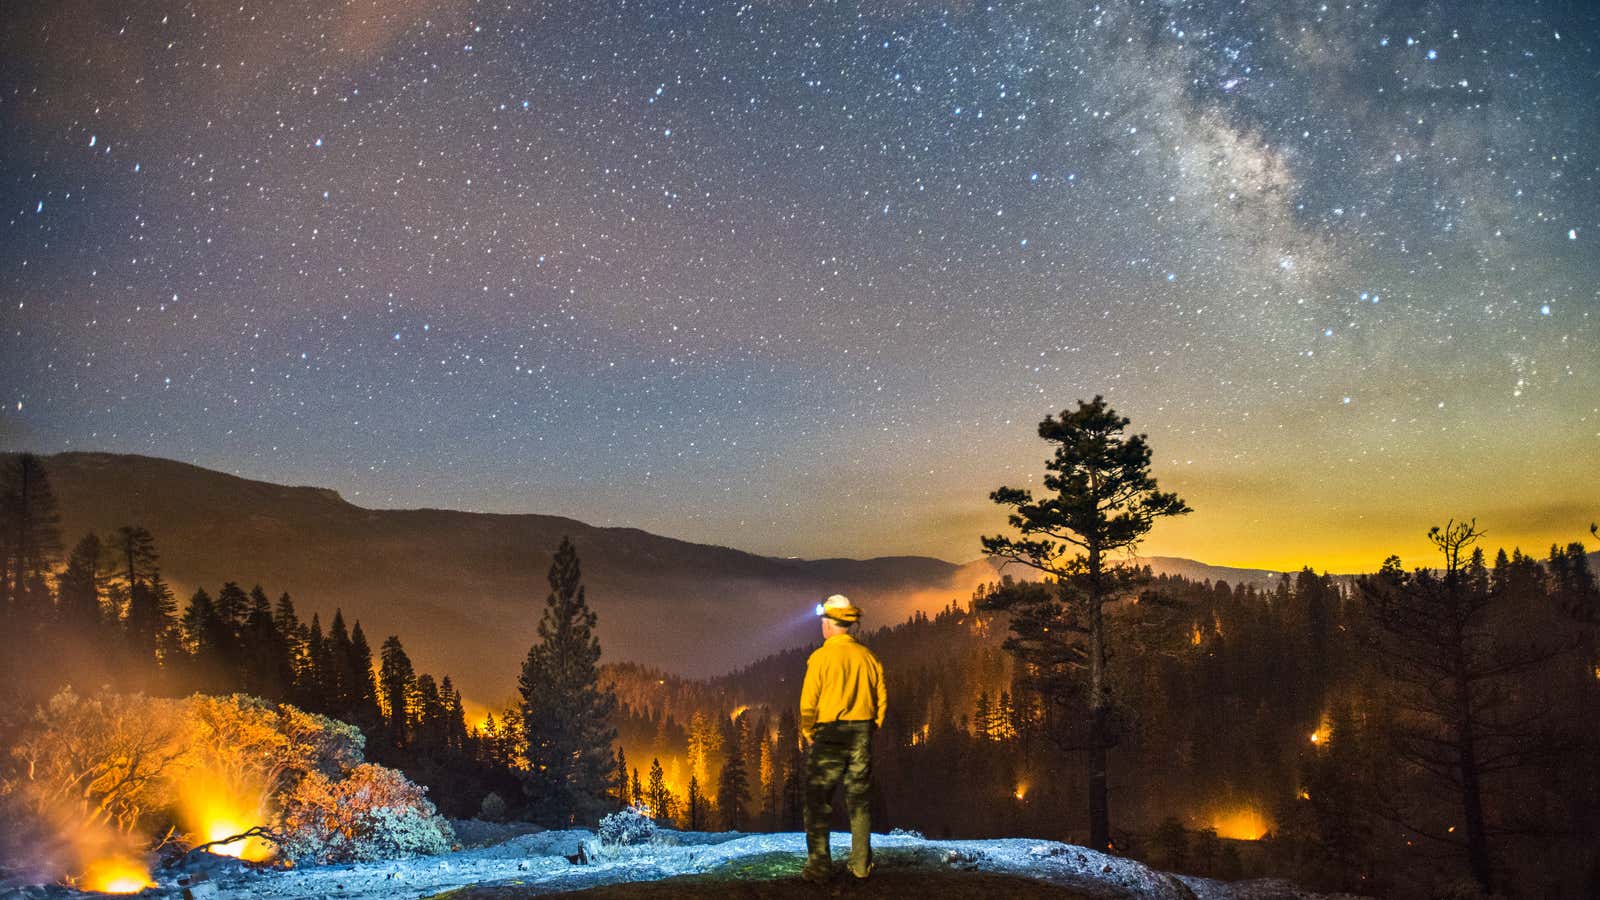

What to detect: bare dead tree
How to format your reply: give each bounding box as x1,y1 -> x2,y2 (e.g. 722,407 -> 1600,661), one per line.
1360,520 -> 1560,894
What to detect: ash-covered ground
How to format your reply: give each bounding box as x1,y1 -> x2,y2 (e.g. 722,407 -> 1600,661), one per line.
2,824 -> 1357,900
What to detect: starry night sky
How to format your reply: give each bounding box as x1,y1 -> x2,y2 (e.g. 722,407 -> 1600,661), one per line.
2,0 -> 1597,571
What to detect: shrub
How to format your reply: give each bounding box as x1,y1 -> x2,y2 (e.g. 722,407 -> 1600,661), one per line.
597,806 -> 657,847
278,764 -> 454,864
478,792 -> 508,822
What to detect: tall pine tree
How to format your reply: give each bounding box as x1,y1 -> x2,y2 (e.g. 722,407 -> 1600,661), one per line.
718,712 -> 750,831
380,635 -> 416,750
1,454 -> 62,615
646,757 -> 673,824
57,533 -> 107,630
981,395 -> 1190,850
518,537 -> 618,825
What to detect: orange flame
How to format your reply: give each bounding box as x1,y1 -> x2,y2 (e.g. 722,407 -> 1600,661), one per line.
80,856 -> 155,894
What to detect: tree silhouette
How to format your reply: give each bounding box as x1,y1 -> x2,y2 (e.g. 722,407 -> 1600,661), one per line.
1,454 -> 62,615
380,635 -> 416,750
646,757 -> 673,824
57,533 -> 107,630
718,712 -> 750,830
518,537 -> 618,824
686,774 -> 707,830
980,395 -> 1190,850
1360,520 -> 1558,893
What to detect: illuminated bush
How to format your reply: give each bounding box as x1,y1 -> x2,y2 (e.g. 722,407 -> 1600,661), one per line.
598,805 -> 658,847
0,689 -> 449,877
278,764 -> 455,863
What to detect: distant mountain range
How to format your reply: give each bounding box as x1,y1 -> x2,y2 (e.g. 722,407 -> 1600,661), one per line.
0,452 -> 1406,701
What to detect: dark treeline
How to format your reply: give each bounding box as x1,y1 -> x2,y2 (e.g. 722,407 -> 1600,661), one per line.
0,454 -> 537,820
601,538 -> 1600,897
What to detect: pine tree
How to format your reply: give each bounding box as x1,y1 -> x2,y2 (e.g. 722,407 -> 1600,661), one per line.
686,710 -> 722,787
981,395 -> 1190,850
115,529 -> 174,674
996,690 -> 1017,741
631,767 -> 644,809
213,581 -> 249,634
613,746 -> 631,806
304,613 -> 331,711
181,587 -> 236,691
274,593 -> 308,698
518,537 -> 618,824
973,690 -> 993,741
57,533 -> 106,629
718,714 -> 750,831
1,454 -> 62,615
686,774 -> 706,831
415,674 -> 447,751
347,621 -> 382,728
240,585 -> 288,699
379,635 -> 416,750
441,676 -> 468,752
327,609 -> 356,715
776,709 -> 804,829
646,757 -> 673,823
780,764 -> 804,831
757,740 -> 775,827
128,572 -> 178,668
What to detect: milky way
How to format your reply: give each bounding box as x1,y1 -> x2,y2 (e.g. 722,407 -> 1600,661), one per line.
3,1 -> 1597,570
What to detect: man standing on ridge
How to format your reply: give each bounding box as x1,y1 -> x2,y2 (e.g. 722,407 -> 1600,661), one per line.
800,594 -> 887,883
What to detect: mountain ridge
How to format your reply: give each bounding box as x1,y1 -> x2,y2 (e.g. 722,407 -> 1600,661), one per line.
3,450 -> 1503,703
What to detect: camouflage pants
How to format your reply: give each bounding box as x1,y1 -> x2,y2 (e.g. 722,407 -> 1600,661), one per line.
803,721 -> 874,871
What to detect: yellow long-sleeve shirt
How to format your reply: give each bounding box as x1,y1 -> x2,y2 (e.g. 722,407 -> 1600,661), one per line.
799,633 -> 886,740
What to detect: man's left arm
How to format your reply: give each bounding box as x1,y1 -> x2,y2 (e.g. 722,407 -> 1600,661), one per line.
799,657 -> 822,742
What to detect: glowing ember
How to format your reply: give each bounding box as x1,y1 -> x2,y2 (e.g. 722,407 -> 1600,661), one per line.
1211,807 -> 1272,841
80,856 -> 155,894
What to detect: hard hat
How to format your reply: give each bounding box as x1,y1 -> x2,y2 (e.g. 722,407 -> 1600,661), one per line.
815,594 -> 861,624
